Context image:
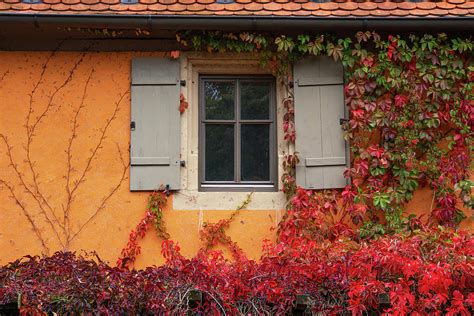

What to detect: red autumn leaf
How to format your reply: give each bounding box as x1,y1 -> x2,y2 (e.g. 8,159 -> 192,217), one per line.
170,50 -> 180,59
179,93 -> 189,114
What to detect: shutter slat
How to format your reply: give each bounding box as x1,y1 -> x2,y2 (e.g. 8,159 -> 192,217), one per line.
294,56 -> 348,189
305,157 -> 346,167
298,76 -> 344,86
131,157 -> 170,166
130,58 -> 181,191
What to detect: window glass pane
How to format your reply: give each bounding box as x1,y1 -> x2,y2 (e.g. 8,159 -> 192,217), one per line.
241,125 -> 270,181
205,125 -> 234,181
240,81 -> 271,120
205,81 -> 235,120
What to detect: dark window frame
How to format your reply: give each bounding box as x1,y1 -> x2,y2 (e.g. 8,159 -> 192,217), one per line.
198,75 -> 278,192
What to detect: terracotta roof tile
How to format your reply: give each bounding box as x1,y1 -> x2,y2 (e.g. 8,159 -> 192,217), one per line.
411,8 -> 430,15
379,1 -> 398,10
301,2 -> 320,10
72,3 -> 92,10
50,3 -> 70,10
263,2 -> 283,10
109,4 -> 129,10
429,8 -> 450,15
166,3 -> 187,10
358,2 -> 377,10
234,9 -> 252,14
320,2 -> 339,10
417,1 -> 437,9
390,8 -> 409,16
244,2 -> 263,10
292,9 -> 311,15
224,3 -> 244,10
127,4 -> 148,10
148,3 -> 167,10
397,1 -> 417,10
0,3 -> 12,10
370,9 -> 391,16
273,9 -> 291,15
101,0 -> 120,4
186,3 -> 205,10
339,2 -> 358,10
283,2 -> 301,11
332,9 -> 352,16
12,3 -> 31,10
436,2 -> 456,9
449,7 -> 470,14
89,3 -> 110,10
459,1 -> 474,8
0,0 -> 471,18
312,9 -> 332,16
206,3 -> 225,11
252,8 -> 273,14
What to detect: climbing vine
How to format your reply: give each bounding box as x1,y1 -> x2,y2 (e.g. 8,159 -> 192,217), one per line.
176,30 -> 473,234
199,193 -> 253,260
117,30 -> 473,267
117,190 -> 169,269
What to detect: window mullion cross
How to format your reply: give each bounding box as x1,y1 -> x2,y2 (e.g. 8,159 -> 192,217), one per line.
235,79 -> 241,183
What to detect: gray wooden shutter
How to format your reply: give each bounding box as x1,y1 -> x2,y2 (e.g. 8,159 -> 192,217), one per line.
294,56 -> 348,189
130,58 -> 181,191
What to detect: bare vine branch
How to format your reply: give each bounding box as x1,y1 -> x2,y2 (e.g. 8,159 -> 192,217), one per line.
25,52 -> 87,219
64,69 -> 94,236
1,51 -> 129,254
0,71 -> 9,84
69,143 -> 129,244
0,180 -> 50,254
0,135 -> 64,248
64,90 -> 129,242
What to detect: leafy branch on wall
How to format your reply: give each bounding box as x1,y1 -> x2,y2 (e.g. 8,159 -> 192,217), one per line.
0,52 -> 129,254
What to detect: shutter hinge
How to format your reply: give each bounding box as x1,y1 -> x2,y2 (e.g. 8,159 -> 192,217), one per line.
339,118 -> 349,125
180,160 -> 186,167
180,80 -> 186,87
130,121 -> 136,131
164,184 -> 171,196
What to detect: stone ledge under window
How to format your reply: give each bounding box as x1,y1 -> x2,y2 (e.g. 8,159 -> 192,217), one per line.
173,190 -> 286,211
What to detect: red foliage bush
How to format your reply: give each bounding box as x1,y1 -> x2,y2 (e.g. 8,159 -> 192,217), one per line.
1,227 -> 472,315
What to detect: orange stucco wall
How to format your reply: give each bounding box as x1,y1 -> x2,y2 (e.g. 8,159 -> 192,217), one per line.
0,52 -> 472,268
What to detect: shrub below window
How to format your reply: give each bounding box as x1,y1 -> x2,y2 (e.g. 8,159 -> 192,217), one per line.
1,226 -> 472,315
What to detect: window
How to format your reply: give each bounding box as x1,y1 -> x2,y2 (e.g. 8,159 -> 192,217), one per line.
199,76 -> 277,191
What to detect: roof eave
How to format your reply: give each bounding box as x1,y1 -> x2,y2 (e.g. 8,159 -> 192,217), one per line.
0,13 -> 473,32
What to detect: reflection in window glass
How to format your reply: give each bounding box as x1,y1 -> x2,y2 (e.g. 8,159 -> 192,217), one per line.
205,125 -> 234,181
205,81 -> 235,120
240,81 -> 270,120
241,125 -> 270,181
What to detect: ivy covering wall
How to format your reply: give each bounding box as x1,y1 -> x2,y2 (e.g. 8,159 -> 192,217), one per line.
177,31 -> 473,233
